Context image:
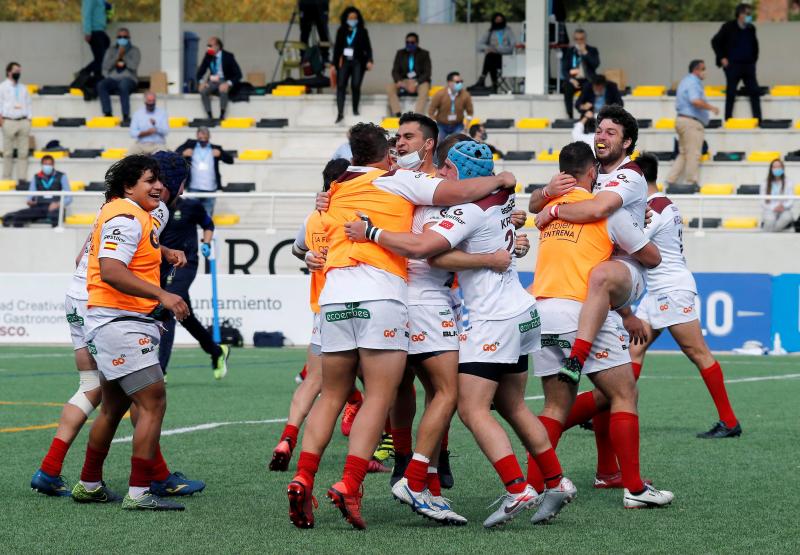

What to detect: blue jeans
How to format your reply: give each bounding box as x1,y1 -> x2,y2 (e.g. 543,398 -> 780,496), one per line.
437,122 -> 464,144
97,77 -> 137,118
189,193 -> 216,217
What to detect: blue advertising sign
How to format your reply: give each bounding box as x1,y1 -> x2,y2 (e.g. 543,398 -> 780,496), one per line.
771,274 -> 800,352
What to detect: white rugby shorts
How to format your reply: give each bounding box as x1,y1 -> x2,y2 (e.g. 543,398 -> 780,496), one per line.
458,304 -> 542,365
86,319 -> 161,381
320,300 -> 409,353
408,304 -> 460,355
309,312 -> 322,355
613,259 -> 646,310
65,294 -> 89,351
635,289 -> 699,331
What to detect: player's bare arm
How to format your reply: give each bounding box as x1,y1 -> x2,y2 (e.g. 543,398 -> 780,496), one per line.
161,246 -> 188,268
630,241 -> 662,269
617,306 -> 648,345
535,190 -> 622,229
528,172 -> 577,214
431,171 -> 517,206
99,258 -> 189,319
510,209 -> 527,229
428,248 -> 511,273
76,234 -> 90,267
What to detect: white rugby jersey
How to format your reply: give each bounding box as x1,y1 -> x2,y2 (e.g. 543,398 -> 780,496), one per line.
643,192 -> 697,294
430,190 -> 534,321
408,206 -> 454,306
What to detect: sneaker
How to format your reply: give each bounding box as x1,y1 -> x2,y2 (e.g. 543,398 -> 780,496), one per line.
623,484 -> 674,509
531,477 -> 577,524
594,472 -> 653,489
327,481 -> 366,530
373,433 -> 394,463
697,421 -> 742,439
269,439 -> 293,472
390,453 -> 412,487
438,450 -> 454,490
391,477 -> 437,520
557,356 -> 583,385
213,344 -> 230,380
31,469 -> 71,497
150,471 -> 205,497
288,478 -> 318,529
71,481 -> 123,503
122,490 -> 185,511
429,495 -> 468,526
483,484 -> 541,528
367,459 -> 391,473
340,397 -> 362,437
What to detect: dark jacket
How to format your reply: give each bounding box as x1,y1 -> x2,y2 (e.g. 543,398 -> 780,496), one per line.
176,139 -> 234,191
711,20 -> 759,67
160,197 -> 215,264
196,50 -> 243,86
333,25 -> 373,67
575,80 -> 623,112
391,47 -> 432,84
560,45 -> 600,81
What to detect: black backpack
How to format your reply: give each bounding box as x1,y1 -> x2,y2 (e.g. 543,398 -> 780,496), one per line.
206,319 -> 244,347
301,44 -> 325,76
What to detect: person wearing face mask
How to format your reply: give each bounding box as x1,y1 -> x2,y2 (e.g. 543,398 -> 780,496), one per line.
386,33 -> 432,117
468,122 -> 502,158
129,91 -> 169,154
2,155 -> 71,227
428,72 -> 473,143
472,12 -> 516,93
711,3 -> 762,121
761,160 -> 793,232
560,29 -> 600,119
97,28 -> 140,125
332,7 -> 373,124
0,62 -> 32,182
177,127 -> 234,216
197,37 -> 242,120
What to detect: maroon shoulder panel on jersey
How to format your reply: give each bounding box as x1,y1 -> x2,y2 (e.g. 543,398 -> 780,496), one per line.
335,171 -> 365,182
619,161 -> 643,176
474,189 -> 511,211
648,196 -> 673,214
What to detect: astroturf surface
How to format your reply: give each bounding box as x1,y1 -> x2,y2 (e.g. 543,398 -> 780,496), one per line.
1,346 -> 798,554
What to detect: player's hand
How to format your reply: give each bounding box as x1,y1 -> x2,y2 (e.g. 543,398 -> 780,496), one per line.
159,291 -> 189,321
304,249 -> 326,271
535,207 -> 556,230
344,213 -> 370,243
164,248 -> 188,268
645,207 -> 653,227
721,57 -> 729,68
711,106 -> 720,115
200,242 -> 212,258
514,233 -> 530,258
315,191 -> 330,212
496,171 -> 517,189
488,248 -> 512,273
622,313 -> 648,345
511,209 -> 527,229
544,172 -> 576,199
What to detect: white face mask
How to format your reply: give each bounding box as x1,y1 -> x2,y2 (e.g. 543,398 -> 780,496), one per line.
396,145 -> 427,170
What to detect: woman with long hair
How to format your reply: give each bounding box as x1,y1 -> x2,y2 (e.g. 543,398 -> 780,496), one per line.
761,159 -> 793,232
332,6 -> 373,124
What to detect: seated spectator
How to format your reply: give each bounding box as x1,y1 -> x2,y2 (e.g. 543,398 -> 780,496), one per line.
761,159 -> 793,232
1,61 -> 32,182
129,91 -> 168,154
176,127 -> 234,216
472,12 -> 515,93
429,71 -> 473,142
197,37 -> 242,120
2,155 -> 70,227
561,28 -> 600,118
575,74 -> 623,116
571,109 -> 596,151
386,33 -> 432,116
468,123 -> 502,158
97,27 -> 140,125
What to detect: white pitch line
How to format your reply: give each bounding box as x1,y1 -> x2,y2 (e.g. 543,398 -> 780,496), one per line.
725,373 -> 800,384
112,417 -> 288,443
524,395 -> 544,400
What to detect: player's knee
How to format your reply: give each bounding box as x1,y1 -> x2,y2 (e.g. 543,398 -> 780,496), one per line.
67,370 -> 101,416
456,399 -> 481,428
588,266 -> 614,292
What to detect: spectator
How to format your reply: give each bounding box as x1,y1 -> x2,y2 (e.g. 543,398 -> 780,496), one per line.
2,155 -> 70,227
332,7 -> 373,124
560,28 -> 600,119
129,92 -> 168,154
761,159 -> 793,232
468,123 -> 502,158
176,127 -> 234,216
331,129 -> 352,161
386,33 -> 432,117
428,71 -> 473,142
0,62 -> 32,182
97,28 -> 140,125
711,3 -> 762,121
472,12 -> 516,93
81,0 -> 110,82
791,0 -> 800,21
197,37 -> 242,120
299,0 -> 331,63
666,60 -> 719,187
571,110 -> 596,152
575,74 -> 623,116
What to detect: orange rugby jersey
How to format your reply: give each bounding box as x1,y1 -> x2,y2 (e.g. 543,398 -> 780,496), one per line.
304,210 -> 328,313
87,198 -> 162,313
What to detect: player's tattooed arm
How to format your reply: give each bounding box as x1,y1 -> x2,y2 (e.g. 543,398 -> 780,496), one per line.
529,172 -> 576,214
428,248 -> 511,273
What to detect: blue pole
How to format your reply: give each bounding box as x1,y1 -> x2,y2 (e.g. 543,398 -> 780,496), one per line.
209,237 -> 221,343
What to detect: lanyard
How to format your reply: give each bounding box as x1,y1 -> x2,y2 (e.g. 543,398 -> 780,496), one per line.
15,83 -> 21,101
495,30 -> 504,46
194,144 -> 211,162
408,54 -> 415,72
346,29 -> 356,46
573,52 -> 580,68
448,89 -> 457,114
40,175 -> 55,189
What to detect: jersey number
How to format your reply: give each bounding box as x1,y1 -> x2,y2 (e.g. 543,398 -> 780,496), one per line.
504,229 -> 515,253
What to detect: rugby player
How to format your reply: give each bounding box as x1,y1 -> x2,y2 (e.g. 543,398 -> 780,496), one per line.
287,124 -> 518,530
346,141 -> 574,528
530,142 -> 674,508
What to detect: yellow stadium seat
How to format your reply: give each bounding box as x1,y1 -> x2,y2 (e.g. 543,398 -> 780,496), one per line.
654,118 -> 675,130
381,117 -> 400,129
536,150 -> 560,162
630,150 -> 640,160
70,181 -> 86,191
101,148 -> 128,159
213,214 -> 240,226
704,85 -> 725,97
632,85 -> 666,97
492,152 -> 500,161
770,85 -> 800,97
169,117 -> 189,128
26,84 -> 39,95
468,118 -> 481,127
65,214 -> 97,225
795,120 -> 800,130
525,216 -> 535,228
428,85 -> 444,97
794,184 -> 800,196
69,88 -> 84,97
34,150 -> 67,159
700,183 -> 734,195
724,118 -> 758,129
221,117 -> 255,129
271,85 -> 306,96
517,118 -> 550,129
701,153 -> 710,162
722,217 -> 758,229
31,116 -> 53,127
747,151 -> 781,163
514,183 -> 523,193
87,116 -> 121,128
657,183 -> 664,192
238,149 -> 272,161
0,180 -> 17,191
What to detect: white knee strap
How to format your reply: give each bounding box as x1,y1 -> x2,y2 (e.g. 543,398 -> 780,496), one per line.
67,370 -> 101,416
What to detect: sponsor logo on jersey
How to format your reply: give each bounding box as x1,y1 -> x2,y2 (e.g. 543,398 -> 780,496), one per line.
541,334 -> 571,349
87,342 -> 97,355
149,229 -> 159,249
518,309 -> 541,333
325,304 -> 372,322
606,181 -> 620,187
443,212 -> 465,225
103,241 -> 118,251
616,173 -> 629,182
594,350 -> 609,359
482,341 -> 500,351
540,220 -> 581,243
102,228 -> 125,242
439,220 -> 454,230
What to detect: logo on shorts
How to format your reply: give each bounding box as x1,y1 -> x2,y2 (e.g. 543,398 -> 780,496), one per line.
659,303 -> 669,312
384,329 -> 397,338
459,333 -> 468,342
518,309 -> 541,333
411,332 -> 426,342
482,341 -> 500,351
682,306 -> 693,314
438,309 -> 451,316
138,337 -> 151,346
87,342 -> 97,355
541,334 -> 570,349
441,319 -> 456,328
594,350 -> 609,359
112,355 -> 126,366
141,346 -> 155,355
326,302 -> 371,322
66,308 -> 84,326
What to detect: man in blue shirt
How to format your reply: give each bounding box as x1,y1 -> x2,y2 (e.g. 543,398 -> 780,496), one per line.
667,60 -> 720,187
129,91 -> 169,154
2,155 -> 71,227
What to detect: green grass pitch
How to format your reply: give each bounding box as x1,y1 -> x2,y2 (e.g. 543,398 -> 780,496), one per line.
1,346 -> 798,554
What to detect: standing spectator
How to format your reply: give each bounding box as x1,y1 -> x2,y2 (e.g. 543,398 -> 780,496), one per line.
197,37 -> 242,120
81,0 -> 110,82
386,33 -> 432,117
129,92 -> 168,154
428,71 -> 473,142
468,123 -> 502,158
472,12 -> 516,93
666,60 -> 719,188
575,74 -> 623,116
560,29 -> 600,119
332,7 -> 373,124
761,160 -> 793,232
299,0 -> 331,63
331,129 -> 352,161
2,156 -> 71,227
176,127 -> 233,216
97,28 -> 140,125
571,110 -> 596,152
711,3 -> 762,122
0,62 -> 31,182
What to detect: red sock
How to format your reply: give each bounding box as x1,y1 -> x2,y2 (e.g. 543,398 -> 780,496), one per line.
152,445 -> 170,482
404,456 -> 429,493
129,456 -> 153,487
564,391 -> 599,430
346,389 -> 363,405
40,437 -> 70,477
609,411 -> 645,492
342,455 -> 369,492
700,361 -> 738,428
281,424 -> 300,449
533,448 -> 563,489
592,410 -> 619,476
392,427 -> 413,457
299,364 -> 307,380
570,338 -> 592,366
632,362 -> 642,381
427,469 -> 442,497
538,416 -> 563,449
525,452 -> 545,492
296,451 -> 321,488
80,444 -> 109,482
440,428 -> 449,451
493,454 -> 526,494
